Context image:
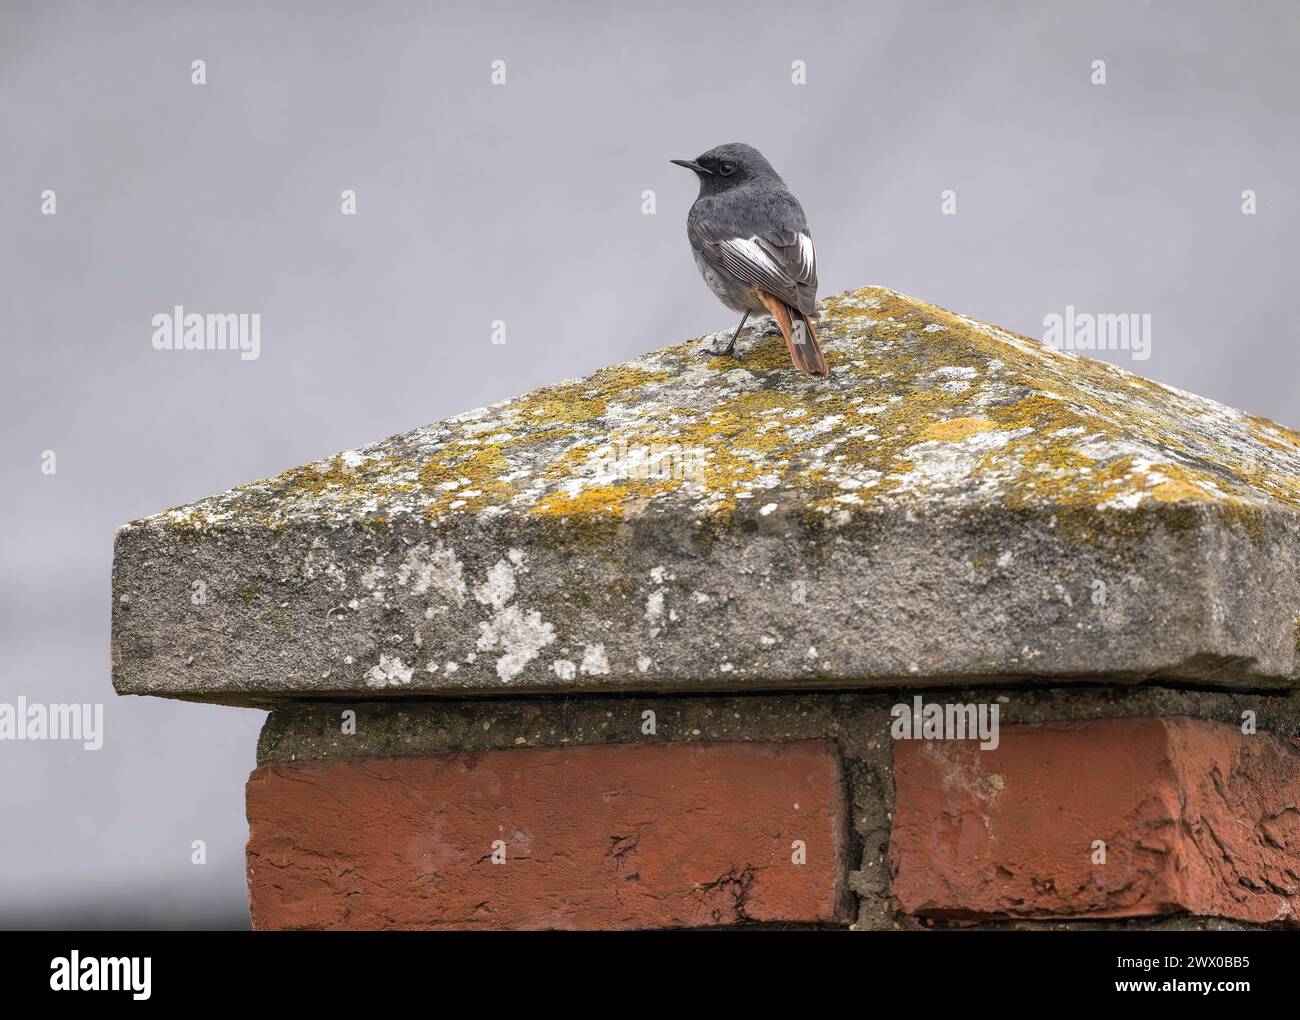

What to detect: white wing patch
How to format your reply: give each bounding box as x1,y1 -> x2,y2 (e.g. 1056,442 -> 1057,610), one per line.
717,232 -> 816,289
721,236 -> 786,278
795,232 -> 815,281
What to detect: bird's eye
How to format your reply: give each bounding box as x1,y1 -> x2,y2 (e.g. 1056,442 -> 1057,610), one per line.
718,162 -> 736,177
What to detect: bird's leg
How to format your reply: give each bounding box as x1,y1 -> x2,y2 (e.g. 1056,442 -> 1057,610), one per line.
721,311 -> 750,355
703,311 -> 750,357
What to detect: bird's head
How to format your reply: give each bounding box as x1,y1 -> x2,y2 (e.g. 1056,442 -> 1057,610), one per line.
671,143 -> 779,195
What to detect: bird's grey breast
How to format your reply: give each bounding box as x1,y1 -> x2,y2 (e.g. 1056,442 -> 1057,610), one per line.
690,244 -> 761,313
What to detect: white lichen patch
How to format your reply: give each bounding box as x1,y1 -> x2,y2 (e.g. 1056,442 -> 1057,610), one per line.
645,589 -> 665,623
580,644 -> 610,676
474,557 -> 519,610
396,541 -> 466,602
468,551 -> 555,682
477,605 -> 555,682
365,653 -> 414,688
892,428 -> 1034,497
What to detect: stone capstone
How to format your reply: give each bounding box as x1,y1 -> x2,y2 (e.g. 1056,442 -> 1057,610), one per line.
111,287 -> 1300,704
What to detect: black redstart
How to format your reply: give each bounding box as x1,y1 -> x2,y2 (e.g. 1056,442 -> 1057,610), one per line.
672,142 -> 828,378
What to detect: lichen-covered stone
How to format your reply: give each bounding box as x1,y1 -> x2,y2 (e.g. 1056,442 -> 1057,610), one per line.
111,287 -> 1300,704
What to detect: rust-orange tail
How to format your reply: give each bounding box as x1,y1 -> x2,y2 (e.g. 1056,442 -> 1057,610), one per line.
756,292 -> 828,378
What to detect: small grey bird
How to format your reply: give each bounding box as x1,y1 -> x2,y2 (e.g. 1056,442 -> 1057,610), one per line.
672,143 -> 827,378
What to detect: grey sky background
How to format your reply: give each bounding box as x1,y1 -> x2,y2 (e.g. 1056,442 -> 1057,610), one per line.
1,0 -> 1296,927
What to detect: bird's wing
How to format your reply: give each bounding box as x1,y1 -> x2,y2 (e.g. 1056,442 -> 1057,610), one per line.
690,223 -> 818,315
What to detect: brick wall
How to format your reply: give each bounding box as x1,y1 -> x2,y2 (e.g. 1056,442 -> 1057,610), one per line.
246,693 -> 1300,930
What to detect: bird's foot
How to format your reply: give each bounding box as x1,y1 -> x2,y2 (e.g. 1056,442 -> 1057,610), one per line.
700,336 -> 741,359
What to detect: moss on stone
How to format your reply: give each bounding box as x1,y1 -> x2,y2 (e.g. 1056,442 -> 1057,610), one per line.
138,286 -> 1300,540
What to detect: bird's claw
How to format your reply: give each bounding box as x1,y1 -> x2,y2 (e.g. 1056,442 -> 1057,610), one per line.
700,339 -> 740,359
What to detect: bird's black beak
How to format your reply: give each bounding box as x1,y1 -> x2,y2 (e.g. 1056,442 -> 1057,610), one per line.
670,158 -> 711,176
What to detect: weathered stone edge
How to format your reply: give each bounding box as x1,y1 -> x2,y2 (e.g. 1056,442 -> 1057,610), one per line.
111,500 -> 1300,705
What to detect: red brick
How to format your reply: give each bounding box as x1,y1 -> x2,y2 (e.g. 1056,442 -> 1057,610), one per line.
890,717 -> 1300,925
247,739 -> 851,929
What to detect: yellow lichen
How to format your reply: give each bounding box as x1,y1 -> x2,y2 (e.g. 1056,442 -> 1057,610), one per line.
919,417 -> 998,442
148,285 -> 1300,539
531,484 -> 636,518
279,456 -> 357,496
417,444 -> 509,489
